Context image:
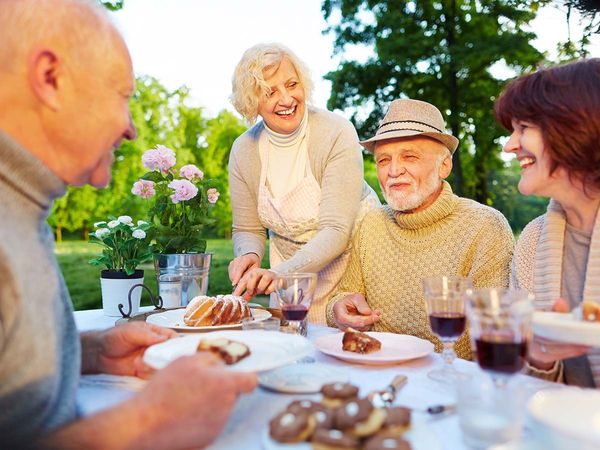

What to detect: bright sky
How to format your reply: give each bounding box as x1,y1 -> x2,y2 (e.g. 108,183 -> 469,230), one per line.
111,1 -> 600,118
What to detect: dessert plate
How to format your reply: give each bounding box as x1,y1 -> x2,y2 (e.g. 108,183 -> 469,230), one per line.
261,422 -> 441,450
532,311 -> 600,346
527,388 -> 600,449
259,362 -> 349,394
143,329 -> 313,372
314,332 -> 434,365
146,307 -> 271,331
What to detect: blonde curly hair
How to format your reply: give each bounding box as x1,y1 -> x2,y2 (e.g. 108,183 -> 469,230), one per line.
230,43 -> 313,124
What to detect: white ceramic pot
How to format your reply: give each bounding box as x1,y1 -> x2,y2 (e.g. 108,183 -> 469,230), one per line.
100,270 -> 144,317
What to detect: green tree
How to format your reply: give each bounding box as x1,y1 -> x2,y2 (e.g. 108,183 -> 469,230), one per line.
322,0 -> 545,202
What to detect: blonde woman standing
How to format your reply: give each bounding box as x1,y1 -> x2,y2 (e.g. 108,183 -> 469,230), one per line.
227,43 -> 379,324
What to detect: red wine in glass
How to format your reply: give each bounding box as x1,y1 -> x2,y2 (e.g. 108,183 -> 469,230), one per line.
429,312 -> 466,339
475,336 -> 528,374
281,304 -> 309,321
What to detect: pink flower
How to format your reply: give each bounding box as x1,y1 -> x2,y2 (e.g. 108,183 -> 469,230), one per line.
168,179 -> 198,203
131,179 -> 155,199
207,188 -> 220,204
179,164 -> 204,181
142,145 -> 176,173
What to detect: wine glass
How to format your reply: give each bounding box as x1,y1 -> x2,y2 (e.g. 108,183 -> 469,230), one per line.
423,275 -> 472,383
465,288 -> 534,387
274,272 -> 318,337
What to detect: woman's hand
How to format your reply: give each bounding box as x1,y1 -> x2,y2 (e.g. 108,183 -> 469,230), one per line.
228,253 -> 260,287
232,267 -> 277,301
528,297 -> 590,370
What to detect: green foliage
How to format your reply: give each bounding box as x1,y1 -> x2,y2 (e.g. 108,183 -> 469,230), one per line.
89,217 -> 152,275
322,0 -> 546,203
99,0 -> 124,11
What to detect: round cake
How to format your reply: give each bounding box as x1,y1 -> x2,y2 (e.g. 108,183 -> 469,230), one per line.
183,294 -> 251,327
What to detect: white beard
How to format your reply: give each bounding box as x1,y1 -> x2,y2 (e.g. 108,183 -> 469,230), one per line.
381,169 -> 442,212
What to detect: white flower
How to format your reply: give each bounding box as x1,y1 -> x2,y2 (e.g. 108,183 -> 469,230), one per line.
94,221 -> 107,228
132,229 -> 146,239
95,228 -> 110,238
128,223 -> 135,227
137,220 -> 148,226
118,215 -> 132,224
107,220 -> 120,229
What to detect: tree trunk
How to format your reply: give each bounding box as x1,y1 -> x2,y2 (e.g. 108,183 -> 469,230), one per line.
446,0 -> 464,197
56,226 -> 62,242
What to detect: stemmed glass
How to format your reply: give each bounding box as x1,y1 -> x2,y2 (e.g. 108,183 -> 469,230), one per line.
274,272 -> 318,337
465,288 -> 534,387
423,275 -> 472,383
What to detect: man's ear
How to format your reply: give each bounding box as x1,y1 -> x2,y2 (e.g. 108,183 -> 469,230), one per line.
439,151 -> 453,179
28,48 -> 62,111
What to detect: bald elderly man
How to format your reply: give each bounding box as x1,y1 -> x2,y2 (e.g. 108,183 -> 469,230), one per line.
0,1 -> 256,448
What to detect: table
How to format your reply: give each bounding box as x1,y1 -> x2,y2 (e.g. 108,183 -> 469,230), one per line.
75,308 -> 551,450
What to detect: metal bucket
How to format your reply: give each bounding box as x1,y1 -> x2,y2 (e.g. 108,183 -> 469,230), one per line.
153,253 -> 212,307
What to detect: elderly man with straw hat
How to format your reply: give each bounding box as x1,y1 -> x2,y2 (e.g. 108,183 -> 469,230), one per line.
326,99 -> 514,359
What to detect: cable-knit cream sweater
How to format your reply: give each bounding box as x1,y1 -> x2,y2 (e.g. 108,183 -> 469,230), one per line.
326,182 -> 514,360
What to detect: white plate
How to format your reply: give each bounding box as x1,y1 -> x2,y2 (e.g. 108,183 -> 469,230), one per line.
533,311 -> 600,346
314,332 -> 434,365
143,329 -> 313,372
527,388 -> 600,448
146,308 -> 271,331
259,363 -> 349,394
261,422 -> 441,450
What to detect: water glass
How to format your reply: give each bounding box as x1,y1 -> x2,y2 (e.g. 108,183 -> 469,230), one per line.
242,316 -> 281,331
158,274 -> 183,309
457,373 -> 526,449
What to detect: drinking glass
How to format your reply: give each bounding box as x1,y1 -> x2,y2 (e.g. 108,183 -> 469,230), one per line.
465,288 -> 534,387
423,275 -> 472,383
274,273 -> 318,337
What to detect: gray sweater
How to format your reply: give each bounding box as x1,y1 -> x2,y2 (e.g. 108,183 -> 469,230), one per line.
0,131 -> 80,446
229,106 -> 373,274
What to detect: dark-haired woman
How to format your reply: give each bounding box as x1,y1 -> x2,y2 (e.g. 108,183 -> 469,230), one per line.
495,58 -> 600,387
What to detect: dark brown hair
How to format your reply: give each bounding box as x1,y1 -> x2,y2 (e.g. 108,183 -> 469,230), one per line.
495,58 -> 600,190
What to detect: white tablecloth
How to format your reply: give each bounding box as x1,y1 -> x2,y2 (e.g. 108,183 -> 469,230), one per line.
75,308 -> 551,450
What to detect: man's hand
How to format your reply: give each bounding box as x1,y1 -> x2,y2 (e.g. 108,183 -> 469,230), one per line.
128,353 -> 258,449
232,267 -> 277,301
81,322 -> 178,378
332,293 -> 381,331
228,253 -> 260,287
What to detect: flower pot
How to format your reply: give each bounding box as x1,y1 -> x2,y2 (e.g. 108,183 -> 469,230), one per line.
100,269 -> 144,317
153,253 -> 212,307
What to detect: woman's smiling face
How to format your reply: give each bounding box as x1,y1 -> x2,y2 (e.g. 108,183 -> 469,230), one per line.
256,57 -> 306,134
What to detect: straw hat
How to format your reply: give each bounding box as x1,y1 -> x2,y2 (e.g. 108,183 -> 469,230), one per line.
360,99 -> 459,154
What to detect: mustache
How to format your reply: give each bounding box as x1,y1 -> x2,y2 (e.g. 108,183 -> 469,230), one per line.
386,177 -> 414,189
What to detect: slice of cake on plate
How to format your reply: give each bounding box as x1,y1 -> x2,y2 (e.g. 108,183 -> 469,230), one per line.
342,328 -> 382,354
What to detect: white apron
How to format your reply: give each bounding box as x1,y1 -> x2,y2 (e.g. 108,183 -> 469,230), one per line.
257,130 -> 352,324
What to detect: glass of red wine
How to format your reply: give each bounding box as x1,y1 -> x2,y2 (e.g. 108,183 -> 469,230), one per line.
274,272 -> 318,337
423,275 -> 472,383
465,288 -> 534,387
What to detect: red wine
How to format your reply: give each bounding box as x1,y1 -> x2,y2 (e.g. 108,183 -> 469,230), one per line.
475,337 -> 528,374
282,304 -> 308,321
429,312 -> 466,338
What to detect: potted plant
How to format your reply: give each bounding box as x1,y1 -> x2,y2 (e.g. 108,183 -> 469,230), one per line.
90,216 -> 152,316
131,145 -> 220,306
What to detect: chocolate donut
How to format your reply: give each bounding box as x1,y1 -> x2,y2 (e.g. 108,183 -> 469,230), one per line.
268,410 -> 315,443
286,400 -> 335,429
334,398 -> 386,437
382,407 -> 411,434
320,382 -> 359,408
363,433 -> 412,450
311,428 -> 359,450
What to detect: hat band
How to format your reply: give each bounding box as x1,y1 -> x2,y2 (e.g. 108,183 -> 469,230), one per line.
377,127 -> 440,136
378,119 -> 444,134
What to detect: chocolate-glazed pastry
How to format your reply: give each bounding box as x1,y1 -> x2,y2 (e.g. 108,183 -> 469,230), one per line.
363,433 -> 412,450
311,428 -> 359,450
382,407 -> 411,434
334,398 -> 386,437
320,382 -> 359,408
286,400 -> 335,429
268,410 -> 315,443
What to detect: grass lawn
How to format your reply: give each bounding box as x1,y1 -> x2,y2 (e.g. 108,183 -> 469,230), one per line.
56,239 -> 269,310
